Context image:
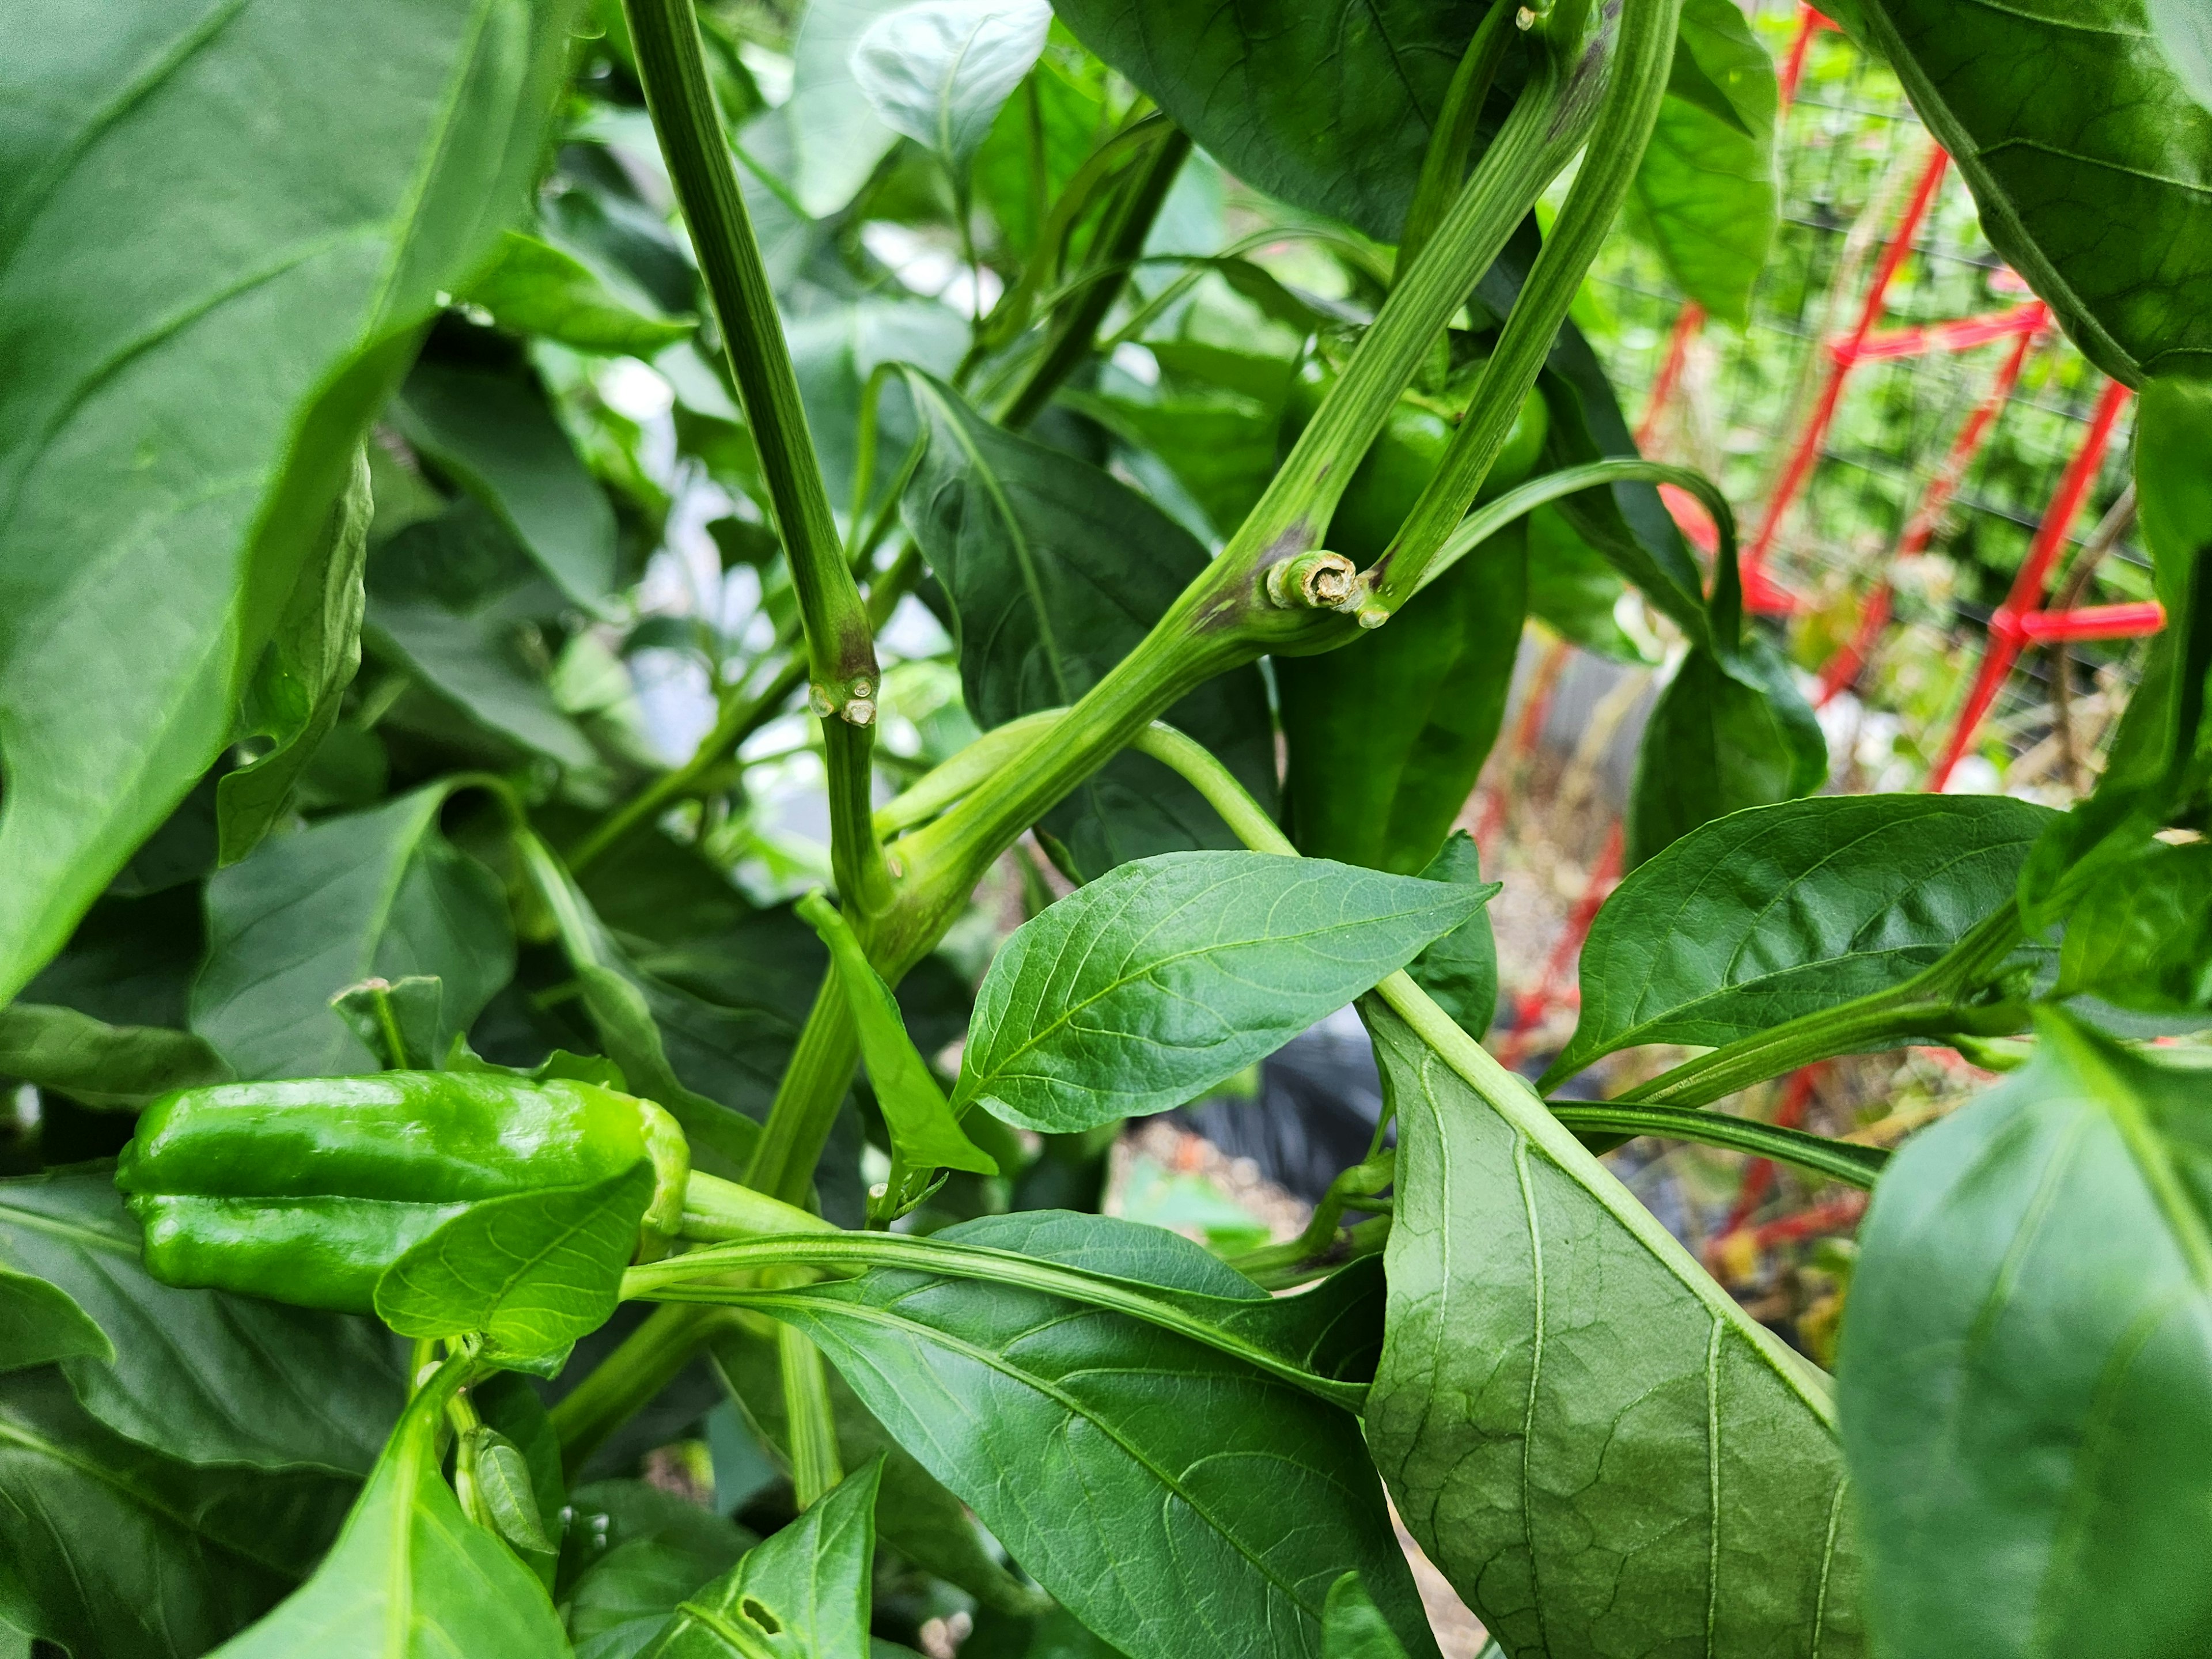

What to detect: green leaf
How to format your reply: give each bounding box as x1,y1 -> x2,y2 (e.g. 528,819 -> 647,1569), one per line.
1363,1002 -> 1863,1657
1632,0 -> 1779,325
0,1172 -> 406,1473
1069,382 -> 1282,544
392,355 -> 618,611
192,784 -> 516,1081
469,1426 -> 556,1555
374,1165 -> 654,1366
1279,527 -> 1528,876
1625,637 -> 1827,868
708,1324 -> 1049,1618
215,447 -> 375,864
562,1479 -> 753,1659
637,1457 -> 882,1657
1857,0 -> 2212,385
2056,840 -> 2212,1012
797,892 -> 997,1179
786,0 -> 914,215
1406,832 -> 1502,1039
1839,1011 -> 2212,1654
331,975 -> 448,1071
953,850 -> 1487,1132
0,0 -> 576,1005
0,1264 -> 111,1372
206,1368 -> 570,1659
463,230 -> 696,353
366,591 -> 604,772
1321,1573 -> 1410,1659
0,1000 -> 228,1108
520,833 -> 766,1177
0,1368 -> 353,1659
1551,793 -> 2058,1083
897,369 -> 1277,880
1048,0 -> 1484,243
851,1 -> 1052,169
744,1214 -> 1438,1659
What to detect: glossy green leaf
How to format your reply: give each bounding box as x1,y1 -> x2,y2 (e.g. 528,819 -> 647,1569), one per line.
953,850 -> 1487,1132
1839,1011 -> 2212,1656
1364,1002 -> 1863,1657
1625,638 -> 1827,868
1321,1573 -> 1410,1659
464,230 -> 695,353
0,1172 -> 405,1473
366,591 -> 604,772
1406,832 -> 1502,1039
0,999 -> 228,1108
746,1212 -> 1438,1659
1071,383 -> 1282,544
786,0 -> 912,215
852,0 -> 1052,169
1858,0 -> 2212,384
1632,0 -> 1778,325
1048,0 -> 1486,243
375,1166 -> 654,1366
897,369 -> 1276,880
798,892 -> 997,1177
207,1368 -> 570,1659
215,447 -> 374,864
192,783 -> 516,1081
0,1368 -> 353,1659
2056,840 -> 2212,1012
709,1324 -> 1048,1618
1279,528 -> 1528,876
637,1457 -> 882,1658
0,1264 -> 111,1372
1552,794 -> 2058,1083
0,0 -> 575,1005
392,355 -> 618,611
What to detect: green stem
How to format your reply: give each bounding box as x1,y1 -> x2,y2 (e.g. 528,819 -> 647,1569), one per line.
1371,0 -> 1684,611
776,1308 -> 843,1507
874,709 -> 1069,838
997,129 -> 1192,430
624,0 -> 887,915
1616,901 -> 2031,1109
1229,1156 -> 1395,1284
1128,724 -> 1294,855
1547,1101 -> 1888,1187
1396,0 -> 1520,278
745,970 -> 859,1205
549,1302 -> 732,1479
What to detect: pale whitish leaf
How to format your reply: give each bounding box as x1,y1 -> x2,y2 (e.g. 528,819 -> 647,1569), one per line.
851,0 -> 1051,168
192,783 -> 515,1081
0,1172 -> 404,1474
0,0 -> 578,1004
206,1372 -> 567,1658
954,851 -> 1486,1132
1840,1012 -> 2212,1656
374,1166 -> 654,1363
787,0 -> 914,215
1365,1003 -> 1862,1657
637,1457 -> 882,1657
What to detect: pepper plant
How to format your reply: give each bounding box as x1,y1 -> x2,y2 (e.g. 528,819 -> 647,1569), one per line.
2,1 -> 2209,1656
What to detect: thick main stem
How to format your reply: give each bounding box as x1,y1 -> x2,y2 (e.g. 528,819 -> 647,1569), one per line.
1373,0 -> 1685,610
624,0 -> 888,915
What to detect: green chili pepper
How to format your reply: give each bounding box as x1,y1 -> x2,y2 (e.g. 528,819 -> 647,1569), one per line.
115,1073 -> 690,1314
1275,346 -> 1550,873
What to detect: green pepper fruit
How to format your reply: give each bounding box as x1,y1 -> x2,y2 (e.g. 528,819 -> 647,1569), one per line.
1275,345 -> 1550,874
115,1073 -> 690,1314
